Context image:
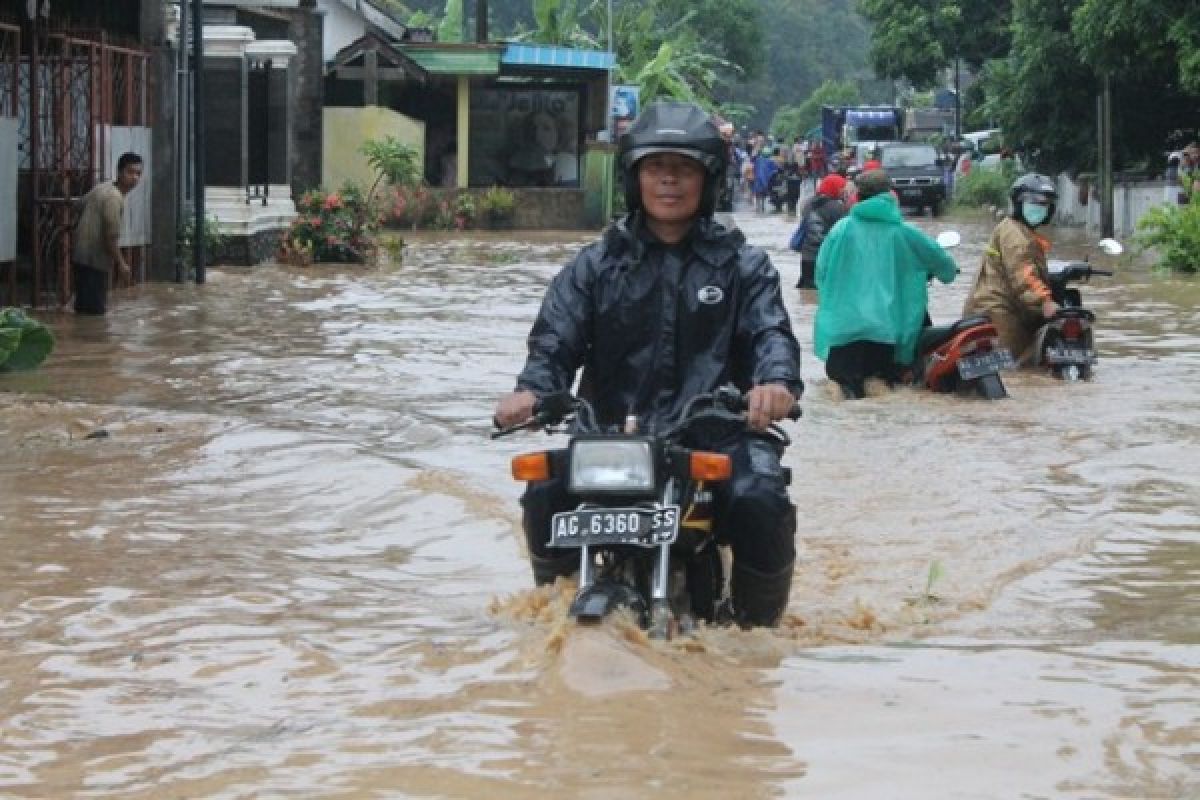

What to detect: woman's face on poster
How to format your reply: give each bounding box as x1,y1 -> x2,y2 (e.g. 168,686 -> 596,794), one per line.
532,113 -> 559,152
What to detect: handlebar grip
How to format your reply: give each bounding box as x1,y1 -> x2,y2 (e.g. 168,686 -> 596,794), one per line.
1091,269 -> 1113,277
787,404 -> 803,421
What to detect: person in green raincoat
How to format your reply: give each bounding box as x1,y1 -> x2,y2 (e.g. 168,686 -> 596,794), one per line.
814,169 -> 958,398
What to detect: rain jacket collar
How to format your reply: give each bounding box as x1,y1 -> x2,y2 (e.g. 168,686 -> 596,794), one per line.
602,211 -> 746,269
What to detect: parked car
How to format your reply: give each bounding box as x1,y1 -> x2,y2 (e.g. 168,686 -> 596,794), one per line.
878,142 -> 947,216
977,153 -> 1024,172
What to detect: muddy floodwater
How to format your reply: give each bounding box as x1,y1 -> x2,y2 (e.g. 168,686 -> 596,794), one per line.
2,209 -> 1198,799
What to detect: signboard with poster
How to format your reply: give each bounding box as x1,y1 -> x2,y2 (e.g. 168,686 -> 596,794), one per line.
610,85 -> 640,138
469,88 -> 581,188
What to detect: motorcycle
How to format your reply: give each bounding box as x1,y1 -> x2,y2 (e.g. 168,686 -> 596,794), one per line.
913,231 -> 1016,399
492,387 -> 801,640
1031,238 -> 1123,381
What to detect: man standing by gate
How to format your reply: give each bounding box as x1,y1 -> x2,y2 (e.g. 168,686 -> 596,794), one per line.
71,152 -> 143,315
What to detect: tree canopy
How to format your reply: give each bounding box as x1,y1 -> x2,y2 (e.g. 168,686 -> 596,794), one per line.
856,0 -> 1010,88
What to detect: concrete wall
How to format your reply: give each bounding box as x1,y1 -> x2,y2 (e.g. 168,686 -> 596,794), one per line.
389,188 -> 594,230
512,188 -> 589,229
322,106 -> 425,191
1055,174 -> 1178,238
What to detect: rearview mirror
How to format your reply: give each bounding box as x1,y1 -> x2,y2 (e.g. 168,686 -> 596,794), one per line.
936,231 -> 962,249
1097,238 -> 1124,256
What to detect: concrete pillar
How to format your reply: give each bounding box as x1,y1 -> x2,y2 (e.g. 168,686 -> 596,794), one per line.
456,75 -> 469,189
149,43 -> 179,280
286,0 -> 323,196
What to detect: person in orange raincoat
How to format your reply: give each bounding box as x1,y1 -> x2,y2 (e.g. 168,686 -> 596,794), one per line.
962,173 -> 1060,362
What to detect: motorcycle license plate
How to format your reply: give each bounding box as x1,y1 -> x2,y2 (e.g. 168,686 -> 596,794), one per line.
958,349 -> 1016,380
901,188 -> 922,198
549,506 -> 680,549
1044,346 -> 1095,365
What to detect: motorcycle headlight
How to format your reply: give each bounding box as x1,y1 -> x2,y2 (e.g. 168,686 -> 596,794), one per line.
568,439 -> 655,493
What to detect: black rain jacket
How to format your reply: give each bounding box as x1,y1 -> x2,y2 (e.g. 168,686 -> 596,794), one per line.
798,195 -> 847,263
515,212 -> 803,431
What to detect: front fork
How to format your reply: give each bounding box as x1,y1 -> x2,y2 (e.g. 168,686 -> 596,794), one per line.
572,480 -> 679,639
647,478 -> 678,639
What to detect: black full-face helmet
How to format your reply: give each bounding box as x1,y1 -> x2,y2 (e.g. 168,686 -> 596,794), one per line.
1010,172 -> 1057,227
618,101 -> 727,216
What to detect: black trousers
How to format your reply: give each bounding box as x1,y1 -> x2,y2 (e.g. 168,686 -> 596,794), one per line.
825,341 -> 903,399
796,258 -> 817,289
72,262 -> 109,315
521,433 -> 796,574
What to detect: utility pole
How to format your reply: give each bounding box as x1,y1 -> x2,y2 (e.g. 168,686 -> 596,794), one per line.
953,53 -> 961,140
476,0 -> 488,42
1099,71 -> 1114,237
192,0 -> 206,284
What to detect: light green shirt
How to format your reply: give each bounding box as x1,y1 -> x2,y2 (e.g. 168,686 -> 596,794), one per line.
71,182 -> 124,273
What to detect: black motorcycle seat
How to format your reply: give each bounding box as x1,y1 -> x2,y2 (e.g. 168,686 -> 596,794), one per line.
919,315 -> 993,352
1054,308 -> 1095,321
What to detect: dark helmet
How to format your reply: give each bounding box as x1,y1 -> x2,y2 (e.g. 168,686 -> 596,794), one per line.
1010,172 -> 1057,226
618,101 -> 727,215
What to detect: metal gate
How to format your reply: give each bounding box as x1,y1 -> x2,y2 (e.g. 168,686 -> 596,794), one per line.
0,22 -> 18,303
12,23 -> 151,308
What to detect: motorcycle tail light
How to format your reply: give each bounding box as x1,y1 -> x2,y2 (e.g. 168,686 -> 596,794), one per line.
1061,318 -> 1084,339
690,451 -> 732,482
511,451 -> 550,482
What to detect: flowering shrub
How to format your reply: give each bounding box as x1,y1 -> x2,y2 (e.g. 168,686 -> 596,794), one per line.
282,184 -> 379,264
389,185 -> 438,229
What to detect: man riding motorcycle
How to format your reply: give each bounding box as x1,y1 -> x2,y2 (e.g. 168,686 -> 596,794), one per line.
493,102 -> 803,627
962,173 -> 1060,362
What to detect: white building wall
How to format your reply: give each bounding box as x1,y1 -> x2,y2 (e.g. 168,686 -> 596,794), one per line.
319,1 -> 367,62
1054,174 -> 1177,239
318,1 -> 407,63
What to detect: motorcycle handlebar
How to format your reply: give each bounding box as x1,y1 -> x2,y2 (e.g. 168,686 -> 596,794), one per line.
492,387 -> 802,439
716,386 -> 803,420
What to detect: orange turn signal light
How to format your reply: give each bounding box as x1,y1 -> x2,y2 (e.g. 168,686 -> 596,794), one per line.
511,451 -> 551,482
690,451 -> 732,482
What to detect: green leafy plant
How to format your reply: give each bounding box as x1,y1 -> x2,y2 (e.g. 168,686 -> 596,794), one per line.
1136,197 -> 1200,273
453,193 -> 476,230
952,166 -> 1011,209
0,307 -> 55,371
923,560 -> 944,602
360,136 -> 422,206
179,214 -> 226,271
479,185 -> 516,227
431,197 -> 456,231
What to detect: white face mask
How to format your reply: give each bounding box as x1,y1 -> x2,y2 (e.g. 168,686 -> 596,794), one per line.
1022,202 -> 1049,226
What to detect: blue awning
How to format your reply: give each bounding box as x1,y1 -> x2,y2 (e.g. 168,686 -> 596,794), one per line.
846,109 -> 897,126
501,44 -> 615,71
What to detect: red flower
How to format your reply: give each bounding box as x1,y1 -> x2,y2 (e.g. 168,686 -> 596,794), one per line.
324,193 -> 343,211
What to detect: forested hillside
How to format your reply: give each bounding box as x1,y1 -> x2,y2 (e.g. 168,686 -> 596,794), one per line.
373,0 -> 876,129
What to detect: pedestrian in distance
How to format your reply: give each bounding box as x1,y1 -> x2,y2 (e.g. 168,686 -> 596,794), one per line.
789,174 -> 847,290
71,152 -> 144,315
1178,143 -> 1199,205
